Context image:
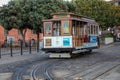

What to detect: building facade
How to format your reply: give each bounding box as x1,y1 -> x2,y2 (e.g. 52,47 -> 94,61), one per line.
0,25 -> 43,45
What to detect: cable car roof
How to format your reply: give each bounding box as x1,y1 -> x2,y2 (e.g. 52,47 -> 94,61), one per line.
43,12 -> 99,25
42,18 -> 98,24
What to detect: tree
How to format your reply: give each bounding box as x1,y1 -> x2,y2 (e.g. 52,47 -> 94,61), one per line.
28,0 -> 68,51
64,1 -> 77,13
0,0 -> 68,47
74,0 -> 120,29
113,5 -> 120,26
0,0 -> 33,46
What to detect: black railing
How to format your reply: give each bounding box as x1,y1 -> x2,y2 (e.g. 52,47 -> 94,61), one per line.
0,39 -> 42,58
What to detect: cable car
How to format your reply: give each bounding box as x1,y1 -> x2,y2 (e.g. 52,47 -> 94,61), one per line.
42,12 -> 100,58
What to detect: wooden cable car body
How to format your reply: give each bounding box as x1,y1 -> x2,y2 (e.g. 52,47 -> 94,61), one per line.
42,12 -> 100,58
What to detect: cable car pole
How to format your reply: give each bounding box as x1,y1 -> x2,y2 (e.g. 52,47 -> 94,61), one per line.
36,26 -> 39,52
10,39 -> 13,57
29,39 -> 31,54
0,45 -> 1,58
20,40 -> 23,55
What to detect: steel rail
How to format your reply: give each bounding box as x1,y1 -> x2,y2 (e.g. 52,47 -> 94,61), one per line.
70,62 -> 120,80
16,66 -> 30,80
91,63 -> 120,80
30,60 -> 60,80
44,63 -> 54,80
30,65 -> 40,80
13,58 -> 61,80
13,56 -> 48,80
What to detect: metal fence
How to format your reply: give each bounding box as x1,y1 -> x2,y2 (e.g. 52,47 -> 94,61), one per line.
0,39 -> 41,58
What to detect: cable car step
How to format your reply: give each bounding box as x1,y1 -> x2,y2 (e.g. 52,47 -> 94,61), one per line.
49,53 -> 71,58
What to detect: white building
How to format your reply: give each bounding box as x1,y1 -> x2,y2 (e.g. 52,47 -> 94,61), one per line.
111,0 -> 120,6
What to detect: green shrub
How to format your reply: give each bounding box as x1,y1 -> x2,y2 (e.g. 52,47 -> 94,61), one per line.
102,33 -> 113,38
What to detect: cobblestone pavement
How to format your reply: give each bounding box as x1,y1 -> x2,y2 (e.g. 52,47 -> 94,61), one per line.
0,42 -> 120,80
51,42 -> 120,80
0,50 -> 47,80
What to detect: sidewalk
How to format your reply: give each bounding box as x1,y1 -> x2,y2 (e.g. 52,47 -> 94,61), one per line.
0,51 -> 45,65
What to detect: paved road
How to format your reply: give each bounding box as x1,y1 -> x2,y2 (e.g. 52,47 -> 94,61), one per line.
51,42 -> 120,80
0,51 -> 47,80
0,42 -> 120,80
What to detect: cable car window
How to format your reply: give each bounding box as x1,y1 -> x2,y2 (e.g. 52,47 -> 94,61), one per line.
96,26 -> 98,34
84,25 -> 87,35
53,23 -> 57,36
45,23 -> 51,34
62,21 -> 70,35
53,21 -> 61,36
91,25 -> 93,34
72,26 -> 75,35
95,26 -> 97,34
44,22 -> 52,36
88,26 -> 90,35
93,26 -> 95,34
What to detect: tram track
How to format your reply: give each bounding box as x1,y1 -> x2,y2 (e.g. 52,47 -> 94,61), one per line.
12,57 -> 47,80
10,57 -> 120,80
12,43 -> 120,80
30,61 -> 53,80
52,43 -> 120,80
66,58 -> 120,80
66,62 -> 120,80
82,62 -> 120,80
12,58 -> 64,80
91,63 -> 120,80
30,65 -> 39,80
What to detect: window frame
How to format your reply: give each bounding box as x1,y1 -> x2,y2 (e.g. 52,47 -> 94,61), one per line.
44,22 -> 52,36
61,21 -> 71,36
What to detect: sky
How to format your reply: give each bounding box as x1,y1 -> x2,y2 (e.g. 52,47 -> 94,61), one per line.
0,0 -> 10,6
0,0 -> 112,6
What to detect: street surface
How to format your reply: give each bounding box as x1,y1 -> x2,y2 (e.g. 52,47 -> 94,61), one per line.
0,42 -> 119,80
51,42 -> 120,80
